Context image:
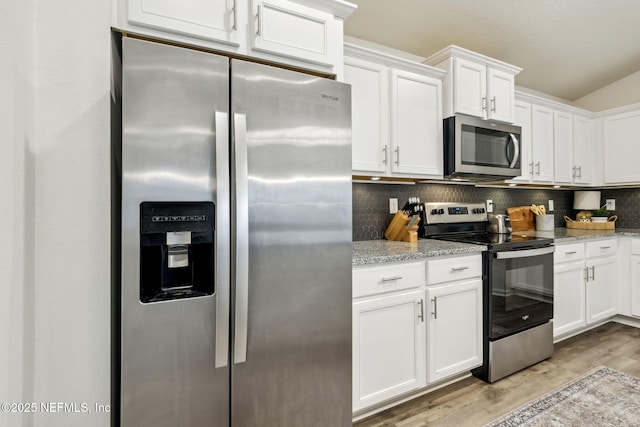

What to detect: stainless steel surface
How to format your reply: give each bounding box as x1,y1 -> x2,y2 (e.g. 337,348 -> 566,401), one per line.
431,297 -> 438,319
494,246 -> 555,259
508,133 -> 519,168
448,114 -> 522,180
450,266 -> 469,272
230,59 -> 352,426
424,202 -> 487,224
120,37 -> 230,426
381,276 -> 403,282
214,110 -> 231,369
233,112 -> 249,365
487,322 -> 553,383
488,214 -> 512,234
418,299 -> 424,322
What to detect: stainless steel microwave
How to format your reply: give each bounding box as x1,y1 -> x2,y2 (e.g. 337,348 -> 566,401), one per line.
443,114 -> 522,181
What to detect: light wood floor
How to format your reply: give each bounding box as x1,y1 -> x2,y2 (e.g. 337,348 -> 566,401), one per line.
354,321 -> 640,427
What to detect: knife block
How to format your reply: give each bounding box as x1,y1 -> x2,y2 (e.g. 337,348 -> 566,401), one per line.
384,211 -> 420,243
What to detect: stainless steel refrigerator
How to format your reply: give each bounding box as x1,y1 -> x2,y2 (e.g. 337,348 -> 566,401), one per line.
111,35 -> 352,426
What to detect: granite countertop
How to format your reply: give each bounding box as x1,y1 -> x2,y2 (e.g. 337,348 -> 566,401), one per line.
353,228 -> 640,266
352,239 -> 487,266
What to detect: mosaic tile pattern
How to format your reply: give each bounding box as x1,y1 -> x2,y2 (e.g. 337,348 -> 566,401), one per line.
354,182 -> 588,241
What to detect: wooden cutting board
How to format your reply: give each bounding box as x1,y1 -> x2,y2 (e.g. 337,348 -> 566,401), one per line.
506,206 -> 535,231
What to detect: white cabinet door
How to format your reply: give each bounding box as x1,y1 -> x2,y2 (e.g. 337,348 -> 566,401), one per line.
390,69 -> 443,177
452,57 -> 486,119
344,57 -> 389,174
630,255 -> 640,317
573,115 -> 592,184
251,0 -> 336,67
585,256 -> 617,324
127,0 -> 240,45
352,290 -> 426,411
530,104 -> 554,183
553,110 -> 574,184
426,279 -> 482,383
512,100 -> 532,182
487,67 -> 515,123
604,109 -> 640,184
553,260 -> 586,337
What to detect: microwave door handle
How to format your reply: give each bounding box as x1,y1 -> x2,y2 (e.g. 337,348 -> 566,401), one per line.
508,133 -> 520,168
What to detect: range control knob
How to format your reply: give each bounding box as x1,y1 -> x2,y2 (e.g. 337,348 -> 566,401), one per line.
438,209 -> 445,214
430,209 -> 439,215
472,208 -> 485,214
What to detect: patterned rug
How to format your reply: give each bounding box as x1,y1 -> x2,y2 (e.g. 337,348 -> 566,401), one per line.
485,366 -> 640,426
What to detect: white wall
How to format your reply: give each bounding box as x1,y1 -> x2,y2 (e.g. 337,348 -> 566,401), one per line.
573,70 -> 640,112
2,1 -> 111,426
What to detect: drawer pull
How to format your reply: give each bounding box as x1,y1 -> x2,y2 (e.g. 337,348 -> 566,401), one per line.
450,266 -> 469,272
565,251 -> 577,255
381,276 -> 402,282
600,246 -> 612,250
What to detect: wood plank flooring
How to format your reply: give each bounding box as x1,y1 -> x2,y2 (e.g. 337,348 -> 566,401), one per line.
354,321 -> 640,427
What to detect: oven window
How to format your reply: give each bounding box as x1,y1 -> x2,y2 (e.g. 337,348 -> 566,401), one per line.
461,125 -> 517,168
490,252 -> 554,339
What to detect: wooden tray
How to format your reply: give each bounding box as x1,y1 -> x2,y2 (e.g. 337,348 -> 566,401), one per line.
564,215 -> 617,230
506,206 -> 535,231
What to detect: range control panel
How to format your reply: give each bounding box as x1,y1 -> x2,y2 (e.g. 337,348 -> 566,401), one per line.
424,202 -> 488,224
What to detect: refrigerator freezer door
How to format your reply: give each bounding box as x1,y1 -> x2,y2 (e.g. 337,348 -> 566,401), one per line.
230,60 -> 353,426
120,38 -> 231,426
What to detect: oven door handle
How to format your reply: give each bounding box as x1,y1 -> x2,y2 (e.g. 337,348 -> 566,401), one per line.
494,246 -> 555,259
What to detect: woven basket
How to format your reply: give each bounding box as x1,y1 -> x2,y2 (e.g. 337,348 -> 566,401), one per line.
564,215 -> 617,230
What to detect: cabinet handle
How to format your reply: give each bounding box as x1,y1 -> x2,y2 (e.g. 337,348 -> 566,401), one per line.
381,276 -> 402,282
565,251 -> 577,255
256,5 -> 262,36
231,0 -> 237,31
584,267 -> 589,282
394,147 -> 400,165
491,96 -> 496,112
450,266 -> 469,272
535,162 -> 541,175
528,162 -> 534,176
482,97 -> 487,111
577,166 -> 582,178
591,266 -> 596,281
418,299 -> 424,322
382,145 -> 388,165
600,246 -> 611,250
431,297 -> 438,319
572,166 -> 577,178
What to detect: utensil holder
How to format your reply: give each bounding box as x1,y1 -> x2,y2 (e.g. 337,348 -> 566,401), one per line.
384,211 -> 420,243
536,214 -> 554,231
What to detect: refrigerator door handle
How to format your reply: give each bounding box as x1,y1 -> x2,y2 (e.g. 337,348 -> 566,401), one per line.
233,113 -> 249,364
215,111 -> 231,368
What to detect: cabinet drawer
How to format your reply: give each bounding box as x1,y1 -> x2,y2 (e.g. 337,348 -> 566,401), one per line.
554,243 -> 585,263
426,255 -> 482,285
585,239 -> 616,258
353,261 -> 425,299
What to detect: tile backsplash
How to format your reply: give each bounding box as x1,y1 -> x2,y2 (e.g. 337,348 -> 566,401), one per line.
353,182 -> 639,241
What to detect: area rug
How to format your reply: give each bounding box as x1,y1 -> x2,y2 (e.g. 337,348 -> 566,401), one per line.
485,366 -> 640,426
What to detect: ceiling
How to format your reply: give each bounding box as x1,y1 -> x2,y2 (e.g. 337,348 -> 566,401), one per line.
343,0 -> 640,102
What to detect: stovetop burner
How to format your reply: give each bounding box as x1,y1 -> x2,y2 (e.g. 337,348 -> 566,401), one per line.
420,202 -> 554,250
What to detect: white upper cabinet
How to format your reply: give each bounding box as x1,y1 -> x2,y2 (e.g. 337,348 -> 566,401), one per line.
344,43 -> 445,179
424,45 -> 521,123
603,106 -> 640,184
530,104 -> 555,183
572,114 -> 592,184
112,0 -> 355,74
553,110 -> 574,184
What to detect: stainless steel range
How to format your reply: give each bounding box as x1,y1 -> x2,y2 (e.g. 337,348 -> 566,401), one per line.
422,202 -> 555,383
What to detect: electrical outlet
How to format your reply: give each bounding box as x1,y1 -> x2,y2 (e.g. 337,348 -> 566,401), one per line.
486,199 -> 494,213
606,199 -> 615,211
389,198 -> 398,214
548,200 -> 554,212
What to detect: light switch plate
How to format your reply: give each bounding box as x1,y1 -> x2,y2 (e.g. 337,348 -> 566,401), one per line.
486,199 -> 493,213
606,199 -> 615,211
389,198 -> 398,214
548,200 -> 554,212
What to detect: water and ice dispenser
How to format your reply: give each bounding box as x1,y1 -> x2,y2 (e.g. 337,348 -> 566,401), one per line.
139,202 -> 215,303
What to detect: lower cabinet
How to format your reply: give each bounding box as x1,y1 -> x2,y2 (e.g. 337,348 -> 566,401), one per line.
425,278 -> 482,382
553,240 -> 617,339
352,255 -> 482,413
352,290 -> 426,411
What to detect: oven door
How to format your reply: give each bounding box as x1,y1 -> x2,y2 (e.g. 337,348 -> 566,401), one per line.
488,245 -> 554,340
